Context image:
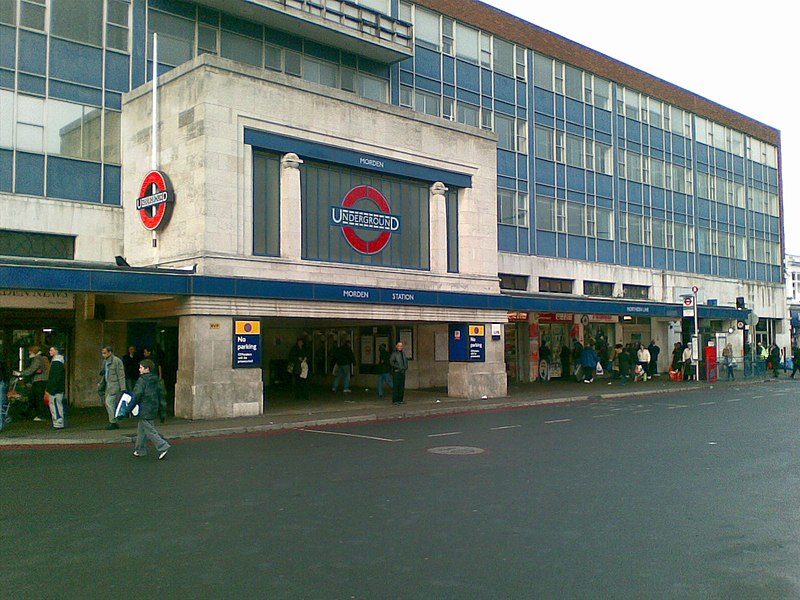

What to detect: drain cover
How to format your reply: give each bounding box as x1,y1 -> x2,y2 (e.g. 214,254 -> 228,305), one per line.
427,445 -> 485,455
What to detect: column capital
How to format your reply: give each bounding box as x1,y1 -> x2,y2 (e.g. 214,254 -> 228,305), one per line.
430,181 -> 448,196
281,153 -> 303,170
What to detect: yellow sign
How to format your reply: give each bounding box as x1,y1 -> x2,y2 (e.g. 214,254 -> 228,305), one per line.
235,320 -> 261,335
469,325 -> 485,336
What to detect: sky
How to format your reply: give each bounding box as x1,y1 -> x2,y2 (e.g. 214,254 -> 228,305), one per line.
481,0 -> 798,254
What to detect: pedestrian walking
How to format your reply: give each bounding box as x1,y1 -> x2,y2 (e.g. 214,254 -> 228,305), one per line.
722,343 -> 735,381
579,343 -> 599,383
331,340 -> 355,393
118,359 -> 170,460
636,343 -> 651,382
647,340 -> 660,376
100,345 -> 126,430
287,338 -> 310,400
122,346 -> 140,393
14,346 -> 49,421
791,346 -> 800,378
390,341 -> 409,404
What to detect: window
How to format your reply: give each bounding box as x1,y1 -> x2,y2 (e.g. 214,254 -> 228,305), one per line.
625,150 -> 642,182
0,229 -> 75,260
622,285 -> 649,299
495,114 -> 514,151
356,0 -> 389,15
555,199 -> 566,233
593,77 -> 611,110
253,152 -> 281,256
265,44 -> 282,71
565,65 -> 582,100
0,90 -> 13,149
594,142 -> 612,175
442,97 -> 454,121
148,10 -> 194,67
105,0 -> 129,51
457,103 -> 479,127
481,108 -> 493,131
303,57 -> 338,88
16,95 -> 44,154
480,32 -> 492,68
566,134 -> 583,168
499,274 -> 528,291
584,281 -> 614,297
358,73 -> 388,102
596,207 -> 613,240
197,24 -> 217,56
46,99 -> 101,161
652,218 -> 666,247
103,109 -> 120,164
0,0 -> 16,26
441,17 -> 453,55
536,196 -> 555,231
493,38 -> 514,77
566,202 -> 585,235
455,23 -> 478,63
414,7 -> 439,50
415,90 -> 440,117
535,125 -> 554,160
539,277 -> 573,294
514,45 -> 526,80
627,214 -> 643,244
221,30 -> 263,68
533,54 -> 552,90
498,190 -> 528,227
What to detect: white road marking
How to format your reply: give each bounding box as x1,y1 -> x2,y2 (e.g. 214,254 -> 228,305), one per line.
301,429 -> 403,442
667,405 -> 688,410
428,431 -> 462,438
490,425 -> 521,431
699,402 -> 717,406
545,419 -> 572,424
727,398 -> 742,402
753,395 -> 764,399
593,414 -> 614,419
632,409 -> 653,414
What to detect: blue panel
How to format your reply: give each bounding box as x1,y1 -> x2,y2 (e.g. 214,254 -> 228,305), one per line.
481,69 -> 492,95
672,134 -> 685,157
718,258 -> 731,278
50,39 -> 103,87
566,98 -> 583,124
653,248 -> 667,269
49,80 -> 103,106
149,0 -> 196,19
456,60 -> 481,93
105,51 -> 130,92
16,153 -> 45,196
698,255 -> 712,274
651,187 -> 665,209
455,87 -> 479,105
198,5 -> 219,25
754,212 -> 765,231
555,97 -> 564,119
0,149 -> 11,192
0,68 -> 13,89
494,73 -> 514,103
516,80 -> 527,107
628,245 -> 644,267
221,13 -> 262,38
566,167 -> 585,192
497,225 -> 518,252
566,121 -> 582,135
536,231 -> 556,256
357,57 -> 388,78
695,143 -> 709,165
594,109 -> 612,134
442,55 -> 454,85
595,174 -> 612,199
714,148 -> 727,169
18,73 -> 46,95
497,175 -> 516,189
399,69 -> 413,85
304,40 -> 338,62
245,128 -> 472,188
265,29 -> 302,51
495,100 -> 514,116
415,46 -> 441,80
415,76 -> 440,94
519,230 -> 529,254
105,92 -> 122,110
587,241 -> 596,262
584,105 -> 593,128
597,240 -> 614,263
534,158 -> 555,185
697,199 -> 710,219
497,151 -> 516,177
534,112 -> 554,127
46,156 -> 101,202
568,236 -> 586,260
557,233 -> 567,256
0,25 -> 15,69
18,30 -> 47,75
534,88 -> 554,116
103,165 -> 121,205
627,182 -> 643,204
517,155 -> 528,180
131,0 -> 147,87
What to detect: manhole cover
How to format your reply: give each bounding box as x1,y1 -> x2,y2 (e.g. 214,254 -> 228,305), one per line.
427,446 -> 485,455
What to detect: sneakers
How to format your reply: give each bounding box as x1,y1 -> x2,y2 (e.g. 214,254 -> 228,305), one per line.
158,448 -> 170,460
343,389 -> 352,393
133,451 -> 145,457
33,416 -> 44,422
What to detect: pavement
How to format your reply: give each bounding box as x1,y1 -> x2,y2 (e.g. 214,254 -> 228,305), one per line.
0,373 -> 783,447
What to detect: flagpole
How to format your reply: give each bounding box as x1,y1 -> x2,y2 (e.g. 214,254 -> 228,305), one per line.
151,33 -> 158,249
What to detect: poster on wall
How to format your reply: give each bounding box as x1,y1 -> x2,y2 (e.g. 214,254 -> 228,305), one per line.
233,320 -> 261,368
361,335 -> 375,365
399,328 -> 413,359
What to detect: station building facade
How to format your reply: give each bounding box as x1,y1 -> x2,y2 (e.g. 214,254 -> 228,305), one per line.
0,0 -> 785,418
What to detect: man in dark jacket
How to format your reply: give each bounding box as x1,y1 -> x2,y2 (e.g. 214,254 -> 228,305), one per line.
389,341 -> 409,405
45,346 -> 66,429
120,359 -> 170,460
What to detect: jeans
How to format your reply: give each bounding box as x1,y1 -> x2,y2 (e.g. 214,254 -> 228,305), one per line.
332,364 -> 351,392
377,372 -> 393,397
48,391 -> 66,428
134,419 -> 170,455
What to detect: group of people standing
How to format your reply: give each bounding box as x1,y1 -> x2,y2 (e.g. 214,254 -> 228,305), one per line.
539,338 -> 661,385
0,345 -> 67,430
287,338 -> 410,405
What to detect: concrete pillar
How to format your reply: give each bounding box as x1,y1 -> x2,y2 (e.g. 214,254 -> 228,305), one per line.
280,152 -> 303,260
429,181 -> 448,273
447,322 -> 508,399
174,315 -> 263,419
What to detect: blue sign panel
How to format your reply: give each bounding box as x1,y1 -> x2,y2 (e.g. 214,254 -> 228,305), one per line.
233,320 -> 261,368
449,324 -> 486,362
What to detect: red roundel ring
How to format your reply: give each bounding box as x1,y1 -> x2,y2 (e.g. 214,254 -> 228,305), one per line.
138,170 -> 170,231
341,185 -> 392,255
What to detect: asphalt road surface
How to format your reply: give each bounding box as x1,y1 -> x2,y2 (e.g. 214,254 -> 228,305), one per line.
3,381 -> 800,599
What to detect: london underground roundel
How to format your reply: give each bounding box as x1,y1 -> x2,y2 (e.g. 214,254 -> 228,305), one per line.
136,170 -> 173,231
331,185 -> 400,255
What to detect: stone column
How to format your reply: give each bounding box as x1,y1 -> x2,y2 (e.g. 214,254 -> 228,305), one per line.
447,322 -> 508,399
174,315 -> 263,419
280,152 -> 303,260
429,181 -> 448,273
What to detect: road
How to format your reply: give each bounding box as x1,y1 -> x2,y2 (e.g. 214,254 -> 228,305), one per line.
2,381 -> 800,599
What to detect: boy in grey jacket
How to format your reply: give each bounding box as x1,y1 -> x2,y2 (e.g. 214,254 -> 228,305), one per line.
119,359 -> 170,460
